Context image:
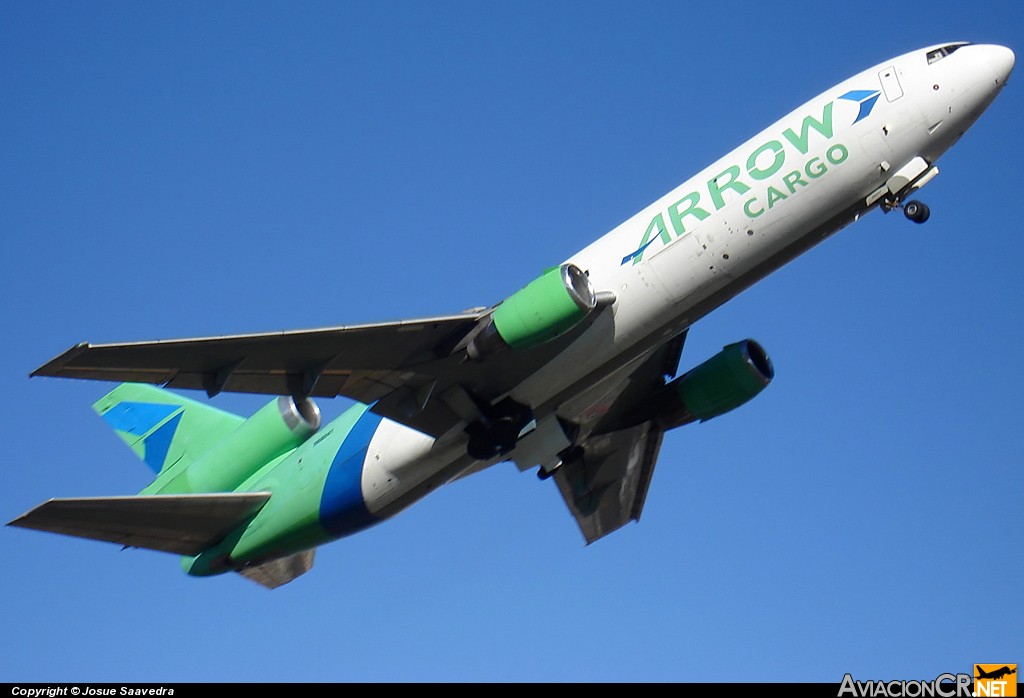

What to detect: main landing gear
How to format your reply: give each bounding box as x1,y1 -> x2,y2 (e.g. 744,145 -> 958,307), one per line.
465,397 -> 534,461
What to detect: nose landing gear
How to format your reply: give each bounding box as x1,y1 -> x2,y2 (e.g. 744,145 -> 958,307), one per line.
873,156 -> 938,225
903,200 -> 931,224
881,195 -> 932,224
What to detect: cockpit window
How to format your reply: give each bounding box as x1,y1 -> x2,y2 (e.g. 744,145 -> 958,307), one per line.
927,42 -> 970,64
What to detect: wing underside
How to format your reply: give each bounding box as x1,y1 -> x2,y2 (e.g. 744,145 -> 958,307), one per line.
554,422 -> 665,544
31,312 -> 485,437
32,313 -> 483,403
551,331 -> 685,544
31,307 -> 615,438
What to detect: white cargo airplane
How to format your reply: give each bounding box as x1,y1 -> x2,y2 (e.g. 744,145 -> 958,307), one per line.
13,42 -> 1015,587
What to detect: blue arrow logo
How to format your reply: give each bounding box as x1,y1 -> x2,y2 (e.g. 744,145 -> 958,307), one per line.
839,90 -> 882,124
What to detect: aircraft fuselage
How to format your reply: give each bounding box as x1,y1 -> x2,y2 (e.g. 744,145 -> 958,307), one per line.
14,43 -> 1014,585
226,43 -> 1014,568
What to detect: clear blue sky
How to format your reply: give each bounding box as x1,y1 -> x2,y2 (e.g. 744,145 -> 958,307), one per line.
2,1 -> 1021,683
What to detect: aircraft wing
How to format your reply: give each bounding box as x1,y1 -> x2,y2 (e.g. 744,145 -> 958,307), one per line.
7,492 -> 271,556
32,312 -> 486,435
551,331 -> 685,544
32,312 -> 484,400
32,307 -> 613,438
553,422 -> 665,544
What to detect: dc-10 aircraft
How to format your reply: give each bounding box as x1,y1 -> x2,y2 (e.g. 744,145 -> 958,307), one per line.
11,42 -> 1014,588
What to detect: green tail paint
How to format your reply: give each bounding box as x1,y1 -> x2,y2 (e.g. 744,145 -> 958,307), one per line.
94,383 -> 322,496
94,383 -> 244,478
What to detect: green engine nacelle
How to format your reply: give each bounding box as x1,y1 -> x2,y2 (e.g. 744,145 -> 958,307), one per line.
468,264 -> 597,359
146,396 -> 321,495
660,340 -> 774,429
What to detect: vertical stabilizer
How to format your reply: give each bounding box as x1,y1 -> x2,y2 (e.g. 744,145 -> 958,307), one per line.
93,383 -> 244,475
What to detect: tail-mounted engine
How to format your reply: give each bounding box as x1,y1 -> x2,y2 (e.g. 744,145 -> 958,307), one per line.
164,396 -> 321,493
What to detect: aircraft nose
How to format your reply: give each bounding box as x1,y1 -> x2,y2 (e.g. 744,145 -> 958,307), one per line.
986,44 -> 1015,84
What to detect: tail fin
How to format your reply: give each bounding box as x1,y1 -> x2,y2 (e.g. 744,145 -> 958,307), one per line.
93,383 -> 243,475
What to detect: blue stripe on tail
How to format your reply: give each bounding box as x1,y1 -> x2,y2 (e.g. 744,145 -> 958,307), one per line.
101,401 -> 185,473
142,412 -> 183,473
101,401 -> 180,437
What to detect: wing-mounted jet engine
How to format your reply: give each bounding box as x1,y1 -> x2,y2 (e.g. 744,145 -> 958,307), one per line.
523,339 -> 775,483
606,339 -> 775,436
654,340 -> 774,429
465,264 -> 599,361
459,264 -> 616,459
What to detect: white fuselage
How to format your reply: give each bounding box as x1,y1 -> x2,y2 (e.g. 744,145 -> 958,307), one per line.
354,43 -> 1014,524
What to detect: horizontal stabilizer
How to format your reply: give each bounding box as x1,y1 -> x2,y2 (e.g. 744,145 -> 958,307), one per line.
239,549 -> 316,589
8,492 -> 271,556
